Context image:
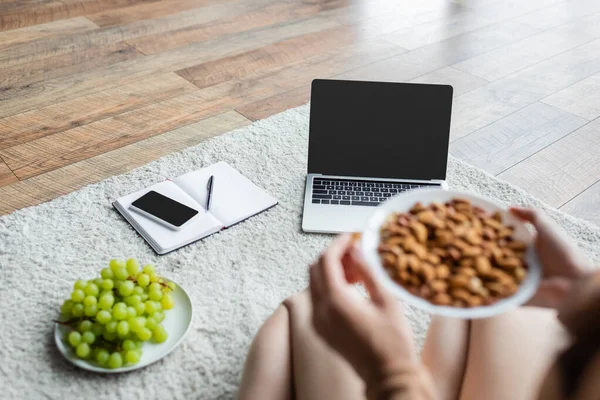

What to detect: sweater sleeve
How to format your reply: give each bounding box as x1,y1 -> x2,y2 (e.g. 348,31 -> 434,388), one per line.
366,363 -> 437,400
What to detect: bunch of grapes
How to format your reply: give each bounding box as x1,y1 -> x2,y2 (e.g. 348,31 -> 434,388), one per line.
57,259 -> 176,369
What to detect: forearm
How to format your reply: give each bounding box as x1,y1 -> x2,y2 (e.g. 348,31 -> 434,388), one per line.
366,363 -> 437,400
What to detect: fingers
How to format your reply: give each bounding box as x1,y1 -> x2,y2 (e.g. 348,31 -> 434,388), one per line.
309,234 -> 354,303
346,245 -> 390,305
320,233 -> 354,291
509,207 -> 539,224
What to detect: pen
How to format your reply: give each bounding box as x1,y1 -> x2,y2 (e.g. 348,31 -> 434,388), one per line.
206,175 -> 214,211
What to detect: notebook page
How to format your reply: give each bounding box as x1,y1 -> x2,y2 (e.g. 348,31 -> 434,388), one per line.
172,162 -> 277,227
115,180 -> 223,253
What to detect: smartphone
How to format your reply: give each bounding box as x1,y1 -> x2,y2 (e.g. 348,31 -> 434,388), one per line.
129,190 -> 199,230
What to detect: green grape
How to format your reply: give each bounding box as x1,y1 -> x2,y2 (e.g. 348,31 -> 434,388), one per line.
133,286 -> 144,296
152,326 -> 168,343
118,281 -> 135,296
82,331 -> 96,344
151,311 -> 165,323
117,321 -> 130,336
76,343 -> 91,358
74,280 -> 86,290
122,339 -> 136,351
105,320 -> 118,333
84,304 -> 98,317
142,264 -> 155,274
108,352 -> 123,369
126,306 -> 137,319
129,317 -> 146,332
95,349 -> 110,366
129,295 -> 142,306
60,300 -> 74,315
68,331 -> 82,347
136,327 -> 152,341
100,267 -> 114,280
114,267 -> 129,281
109,259 -> 125,273
96,310 -> 112,324
98,294 -> 115,310
83,283 -> 99,297
145,317 -> 158,330
91,323 -> 104,336
137,273 -> 150,287
140,294 -> 149,302
148,289 -> 163,302
79,320 -> 93,332
103,331 -> 117,342
71,303 -> 84,317
160,294 -> 174,310
149,272 -> 159,283
112,303 -> 127,320
149,283 -> 161,292
167,282 -> 176,290
99,290 -> 112,298
71,289 -> 85,302
144,301 -> 159,314
113,280 -> 123,290
94,278 -> 104,287
83,296 -> 97,307
126,258 -> 140,276
125,350 -> 141,364
101,279 -> 114,290
134,303 -> 145,316
135,340 -> 143,349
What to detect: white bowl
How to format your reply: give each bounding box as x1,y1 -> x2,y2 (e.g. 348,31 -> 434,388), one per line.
361,189 -> 541,319
55,278 -> 193,373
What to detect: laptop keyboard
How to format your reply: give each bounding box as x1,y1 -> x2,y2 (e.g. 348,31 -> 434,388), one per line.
311,178 -> 440,207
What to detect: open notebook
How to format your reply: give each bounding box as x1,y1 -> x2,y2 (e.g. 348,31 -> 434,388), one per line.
113,162 -> 278,255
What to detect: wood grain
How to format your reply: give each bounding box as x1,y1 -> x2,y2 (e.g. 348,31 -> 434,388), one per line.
560,179 -> 600,227
453,13 -> 600,81
0,111 -> 251,214
0,38 -> 403,179
450,102 -> 587,175
0,73 -> 198,149
0,158 -> 18,186
128,0 -> 342,55
542,72 -> 600,120
498,117 -> 600,207
338,20 -> 539,83
1,41 -> 139,90
450,37 -> 600,139
236,85 -> 311,121
410,66 -> 488,97
0,16 -> 340,118
0,16 -> 97,50
86,0 -> 222,27
176,26 -> 365,89
0,0 -> 151,31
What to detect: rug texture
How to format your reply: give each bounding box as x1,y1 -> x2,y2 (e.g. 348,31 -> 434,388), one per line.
1,104 -> 599,399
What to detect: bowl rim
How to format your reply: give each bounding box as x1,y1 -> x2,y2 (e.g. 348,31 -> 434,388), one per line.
360,188 -> 542,319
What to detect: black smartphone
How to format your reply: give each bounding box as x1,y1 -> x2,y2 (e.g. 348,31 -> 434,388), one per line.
130,190 -> 199,230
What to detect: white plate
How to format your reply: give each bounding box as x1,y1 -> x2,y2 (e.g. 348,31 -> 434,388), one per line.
55,279 -> 193,373
361,189 -> 541,319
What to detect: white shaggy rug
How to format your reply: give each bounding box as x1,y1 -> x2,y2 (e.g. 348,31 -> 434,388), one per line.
1,104 -> 600,399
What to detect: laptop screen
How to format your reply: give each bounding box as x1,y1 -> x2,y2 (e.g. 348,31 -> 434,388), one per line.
307,79 -> 453,181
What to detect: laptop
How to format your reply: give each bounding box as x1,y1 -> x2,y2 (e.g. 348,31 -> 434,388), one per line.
302,79 -> 453,233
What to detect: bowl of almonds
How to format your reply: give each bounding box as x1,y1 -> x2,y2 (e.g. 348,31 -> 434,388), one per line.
361,189 -> 541,318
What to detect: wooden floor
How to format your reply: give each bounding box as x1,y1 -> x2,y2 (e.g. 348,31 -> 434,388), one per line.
1,0 -> 599,225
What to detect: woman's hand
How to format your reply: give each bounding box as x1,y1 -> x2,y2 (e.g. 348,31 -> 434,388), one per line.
309,234 -> 417,389
510,207 -> 592,308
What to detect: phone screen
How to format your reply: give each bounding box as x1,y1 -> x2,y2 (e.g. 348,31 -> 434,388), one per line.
131,191 -> 199,227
